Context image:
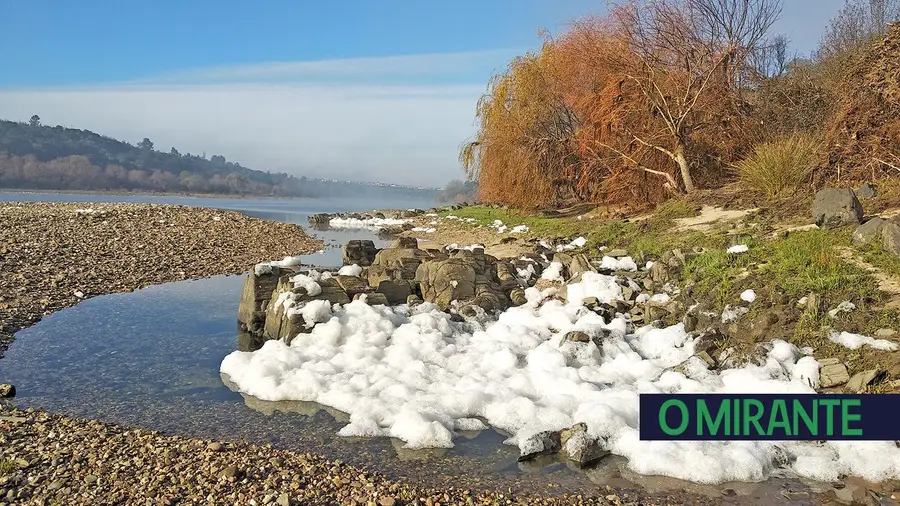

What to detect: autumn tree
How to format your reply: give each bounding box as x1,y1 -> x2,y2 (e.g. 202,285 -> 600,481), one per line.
580,0 -> 782,193
459,46 -> 581,207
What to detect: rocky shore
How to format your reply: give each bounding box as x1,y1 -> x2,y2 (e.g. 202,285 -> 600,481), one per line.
1,404 -> 705,506
0,201 -> 323,358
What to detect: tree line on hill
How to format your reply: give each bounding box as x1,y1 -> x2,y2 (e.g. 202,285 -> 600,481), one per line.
0,118 -> 437,200
459,0 -> 900,208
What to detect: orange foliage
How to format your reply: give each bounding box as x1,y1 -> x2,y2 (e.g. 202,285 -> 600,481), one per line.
462,0 -> 780,209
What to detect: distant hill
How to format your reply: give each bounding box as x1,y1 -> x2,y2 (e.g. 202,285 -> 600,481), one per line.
0,118 -> 438,199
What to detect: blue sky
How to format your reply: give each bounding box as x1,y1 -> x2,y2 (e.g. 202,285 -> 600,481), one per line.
0,0 -> 844,186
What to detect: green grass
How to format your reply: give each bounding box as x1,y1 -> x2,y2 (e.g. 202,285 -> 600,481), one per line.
438,206 -> 586,237
683,229 -> 874,310
0,459 -> 13,476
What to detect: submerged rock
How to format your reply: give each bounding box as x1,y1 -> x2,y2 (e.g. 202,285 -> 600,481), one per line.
0,383 -> 15,398
517,431 -> 561,462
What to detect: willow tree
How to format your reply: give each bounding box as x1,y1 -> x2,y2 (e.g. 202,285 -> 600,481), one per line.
460,44 -> 581,208
577,0 -> 782,193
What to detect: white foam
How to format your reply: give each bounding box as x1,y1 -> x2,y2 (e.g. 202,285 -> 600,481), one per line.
337,264 -> 363,277
221,272 -> 900,485
727,245 -> 749,254
740,290 -> 757,303
329,217 -> 408,230
600,256 -> 638,272
511,225 -> 529,233
829,331 -> 899,351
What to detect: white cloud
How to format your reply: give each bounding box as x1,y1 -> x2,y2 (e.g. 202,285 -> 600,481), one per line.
0,51 -> 511,187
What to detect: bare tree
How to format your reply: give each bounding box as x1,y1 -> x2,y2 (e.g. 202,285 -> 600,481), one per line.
750,34 -> 790,79
818,0 -> 900,59
600,0 -> 782,192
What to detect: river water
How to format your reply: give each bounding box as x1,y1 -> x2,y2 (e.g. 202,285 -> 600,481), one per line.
0,191 -> 832,502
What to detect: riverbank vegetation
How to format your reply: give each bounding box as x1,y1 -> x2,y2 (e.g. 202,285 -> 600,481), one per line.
460,0 -> 900,210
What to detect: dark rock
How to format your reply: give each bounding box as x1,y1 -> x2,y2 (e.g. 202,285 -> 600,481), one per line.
858,182 -> 877,198
334,275 -> 372,298
509,288 -> 528,306
354,292 -> 389,306
883,222 -> 900,256
342,240 -> 378,267
390,237 -> 419,249
563,331 -> 591,343
517,431 -> 562,461
376,280 -> 412,305
811,188 -> 863,229
237,268 -> 280,326
0,383 -> 15,398
568,254 -> 596,277
852,217 -> 886,246
683,314 -> 699,333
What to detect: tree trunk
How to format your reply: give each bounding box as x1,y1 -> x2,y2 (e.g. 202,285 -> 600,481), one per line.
674,143 -> 694,193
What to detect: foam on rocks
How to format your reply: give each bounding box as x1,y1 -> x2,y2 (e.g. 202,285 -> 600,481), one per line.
829,331 -> 899,351
221,268 -> 900,485
337,264 -> 363,277
328,217 -> 408,230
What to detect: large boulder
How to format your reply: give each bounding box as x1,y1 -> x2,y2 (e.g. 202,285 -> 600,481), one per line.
883,222 -> 900,256
334,275 -> 372,298
390,237 -> 419,249
342,240 -> 378,267
811,188 -> 864,229
237,267 -> 281,326
415,259 -> 477,309
852,217 -> 886,246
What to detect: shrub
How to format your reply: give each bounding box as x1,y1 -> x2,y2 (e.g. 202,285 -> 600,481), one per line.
735,134 -> 822,199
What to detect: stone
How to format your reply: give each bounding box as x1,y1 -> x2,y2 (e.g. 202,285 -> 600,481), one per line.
276,493 -> 291,506
0,384 -> 15,399
851,217 -> 885,245
509,288 -> 528,306
390,237 -> 419,249
683,314 -> 699,333
568,254 -> 596,277
207,442 -> 224,452
876,328 -> 897,338
342,240 -> 378,267
606,249 -> 628,258
811,188 -> 864,229
415,259 -> 477,309
883,222 -> 900,256
406,294 -> 423,306
237,268 -> 281,326
819,358 -> 851,388
517,430 -> 561,461
858,182 -> 877,198
563,331 -> 591,343
495,262 -> 521,292
315,286 -> 351,305
355,292 -> 389,306
846,369 -> 884,392
376,280 -> 412,305
560,423 -> 609,467
220,465 -> 239,479
650,261 -> 671,283
334,275 -> 372,298
373,248 -> 429,281
379,497 -> 397,506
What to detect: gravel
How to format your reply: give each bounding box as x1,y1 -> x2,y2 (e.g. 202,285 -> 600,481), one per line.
0,202 -> 323,358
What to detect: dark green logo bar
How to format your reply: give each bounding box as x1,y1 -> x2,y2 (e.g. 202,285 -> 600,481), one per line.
639,394 -> 895,440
